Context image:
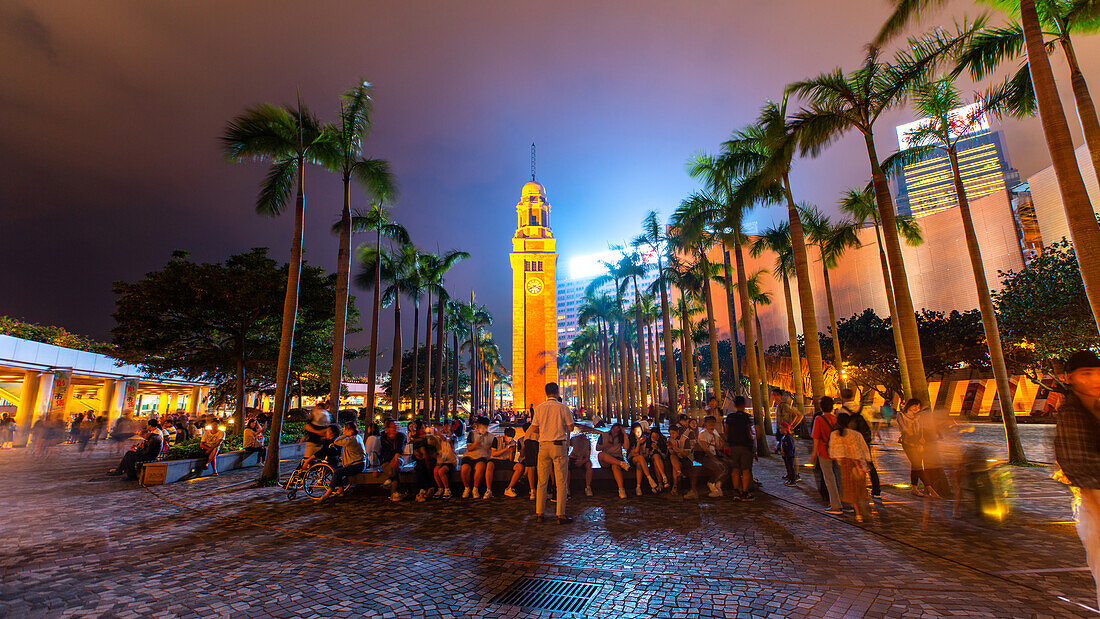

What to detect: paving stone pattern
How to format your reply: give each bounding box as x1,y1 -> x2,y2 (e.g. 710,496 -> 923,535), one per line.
0,423 -> 1094,618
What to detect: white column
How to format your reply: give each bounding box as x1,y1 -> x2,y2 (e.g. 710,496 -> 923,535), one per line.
15,370 -> 41,446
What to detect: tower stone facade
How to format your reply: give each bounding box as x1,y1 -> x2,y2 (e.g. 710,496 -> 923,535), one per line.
509,180 -> 558,414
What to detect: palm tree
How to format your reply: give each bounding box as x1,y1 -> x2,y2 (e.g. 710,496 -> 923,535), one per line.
838,186 -> 924,399
751,223 -> 807,430
787,41 -> 957,406
456,297 -> 493,413
357,243 -> 417,417
316,81 -> 397,416
634,210 -> 680,418
876,2 -> 1100,352
445,300 -> 470,413
349,205 -> 409,413
669,198 -> 725,405
222,100 -> 323,483
720,101 -> 829,408
800,205 -> 860,386
746,269 -> 774,438
579,293 -> 619,417
618,248 -> 651,411
666,258 -> 703,409
419,250 -> 469,419
588,258 -> 636,415
900,77 -> 1027,463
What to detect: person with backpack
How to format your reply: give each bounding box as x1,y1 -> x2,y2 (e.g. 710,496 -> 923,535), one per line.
812,397 -> 843,515
724,395 -> 756,501
839,388 -> 881,499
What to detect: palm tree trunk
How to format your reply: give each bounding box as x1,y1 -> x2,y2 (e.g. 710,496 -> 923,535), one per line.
632,278 -> 649,411
260,161 -> 305,483
390,295 -> 403,418
783,176 -> 827,406
733,243 -> 769,457
678,291 -> 696,410
451,332 -> 460,414
658,257 -> 680,418
366,225 -> 383,415
781,273 -> 806,433
330,179 -> 352,416
948,146 -> 1027,464
702,260 -> 722,403
863,133 -> 931,406
1023,1 -> 1100,334
873,221 -> 911,399
646,316 -> 658,413
410,300 -> 421,417
821,259 -> 845,388
432,299 -> 446,418
423,291 -> 433,418
722,249 -> 743,392
1059,36 -> 1100,192
755,309 -> 770,435
616,325 -> 630,416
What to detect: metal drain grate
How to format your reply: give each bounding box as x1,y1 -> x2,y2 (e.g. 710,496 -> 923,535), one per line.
491,577 -> 600,614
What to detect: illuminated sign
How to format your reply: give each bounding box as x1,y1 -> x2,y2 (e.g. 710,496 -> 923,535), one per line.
896,102 -> 989,150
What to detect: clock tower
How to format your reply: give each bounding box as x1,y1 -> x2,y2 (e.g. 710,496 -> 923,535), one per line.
509,171 -> 558,414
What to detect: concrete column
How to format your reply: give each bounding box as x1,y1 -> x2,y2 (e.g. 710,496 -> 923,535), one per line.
98,380 -> 115,418
188,387 -> 201,415
161,394 -> 175,416
15,370 -> 41,447
105,379 -> 124,425
197,387 -> 209,415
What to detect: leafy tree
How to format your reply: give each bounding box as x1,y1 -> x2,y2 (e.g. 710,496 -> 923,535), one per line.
110,249 -> 357,427
994,238 -> 1100,384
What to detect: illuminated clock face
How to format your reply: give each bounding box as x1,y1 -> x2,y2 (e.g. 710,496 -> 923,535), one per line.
526,278 -> 543,295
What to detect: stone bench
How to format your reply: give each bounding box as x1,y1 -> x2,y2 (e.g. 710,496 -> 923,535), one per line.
347,460 -> 625,494
139,443 -> 306,486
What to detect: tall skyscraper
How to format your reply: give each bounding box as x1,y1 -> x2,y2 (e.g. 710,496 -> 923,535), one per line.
555,250 -> 661,353
508,177 -> 558,414
894,102 -> 1019,219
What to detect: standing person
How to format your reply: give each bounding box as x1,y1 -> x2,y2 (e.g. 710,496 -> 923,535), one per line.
840,388 -> 881,499
241,418 -> 266,465
696,415 -> 729,498
1055,351 -> 1100,608
771,388 -> 804,448
896,398 -> 937,497
812,397 -> 843,515
568,430 -> 594,497
460,416 -> 493,498
529,382 -> 574,524
0,413 -> 14,450
379,419 -> 407,501
303,403 -> 334,461
596,423 -> 631,499
519,422 -> 540,499
329,422 -> 366,496
777,423 -> 797,486
829,412 -> 873,522
725,395 -> 756,501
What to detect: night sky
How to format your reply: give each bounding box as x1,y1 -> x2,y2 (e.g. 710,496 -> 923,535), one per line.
3,1 -> 1099,372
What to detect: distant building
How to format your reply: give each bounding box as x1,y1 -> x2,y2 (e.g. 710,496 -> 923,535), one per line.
894,103 -> 1020,219
556,250 -> 661,353
1027,144 -> 1100,247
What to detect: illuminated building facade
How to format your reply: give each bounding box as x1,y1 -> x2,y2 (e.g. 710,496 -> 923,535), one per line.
508,179 -> 558,413
555,250 -> 661,353
894,103 -> 1019,219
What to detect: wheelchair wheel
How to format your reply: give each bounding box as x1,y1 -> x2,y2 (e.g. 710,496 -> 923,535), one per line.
304,463 -> 334,500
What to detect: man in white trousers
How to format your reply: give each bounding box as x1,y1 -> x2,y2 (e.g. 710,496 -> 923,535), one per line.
529,382 -> 574,524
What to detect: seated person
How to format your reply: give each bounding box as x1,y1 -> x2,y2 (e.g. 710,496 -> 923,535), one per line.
379,420 -> 407,501
628,423 -> 663,496
108,419 -> 163,480
646,427 -> 671,491
363,423 -> 381,468
412,429 -> 439,502
186,423 -> 226,479
241,418 -> 266,465
460,416 -> 493,498
568,430 -> 593,497
667,422 -> 699,498
486,427 -> 521,499
303,403 -> 333,459
696,415 -> 730,498
596,423 -> 632,499
329,422 -> 366,495
434,430 -> 458,498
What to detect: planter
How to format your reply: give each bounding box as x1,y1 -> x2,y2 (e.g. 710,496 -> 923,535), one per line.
140,442 -> 305,486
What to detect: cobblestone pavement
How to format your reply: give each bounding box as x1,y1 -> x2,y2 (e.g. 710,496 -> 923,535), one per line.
0,424 -> 1094,618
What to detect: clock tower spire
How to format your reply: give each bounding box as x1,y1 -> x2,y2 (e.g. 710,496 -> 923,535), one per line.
508,168 -> 558,414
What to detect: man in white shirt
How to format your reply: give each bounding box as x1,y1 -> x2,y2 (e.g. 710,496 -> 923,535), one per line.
528,382 -> 574,524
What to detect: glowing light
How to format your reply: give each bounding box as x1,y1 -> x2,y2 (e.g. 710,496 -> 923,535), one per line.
205,425 -> 212,430
218,426 -> 226,432
896,102 -> 989,149
894,483 -> 912,489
